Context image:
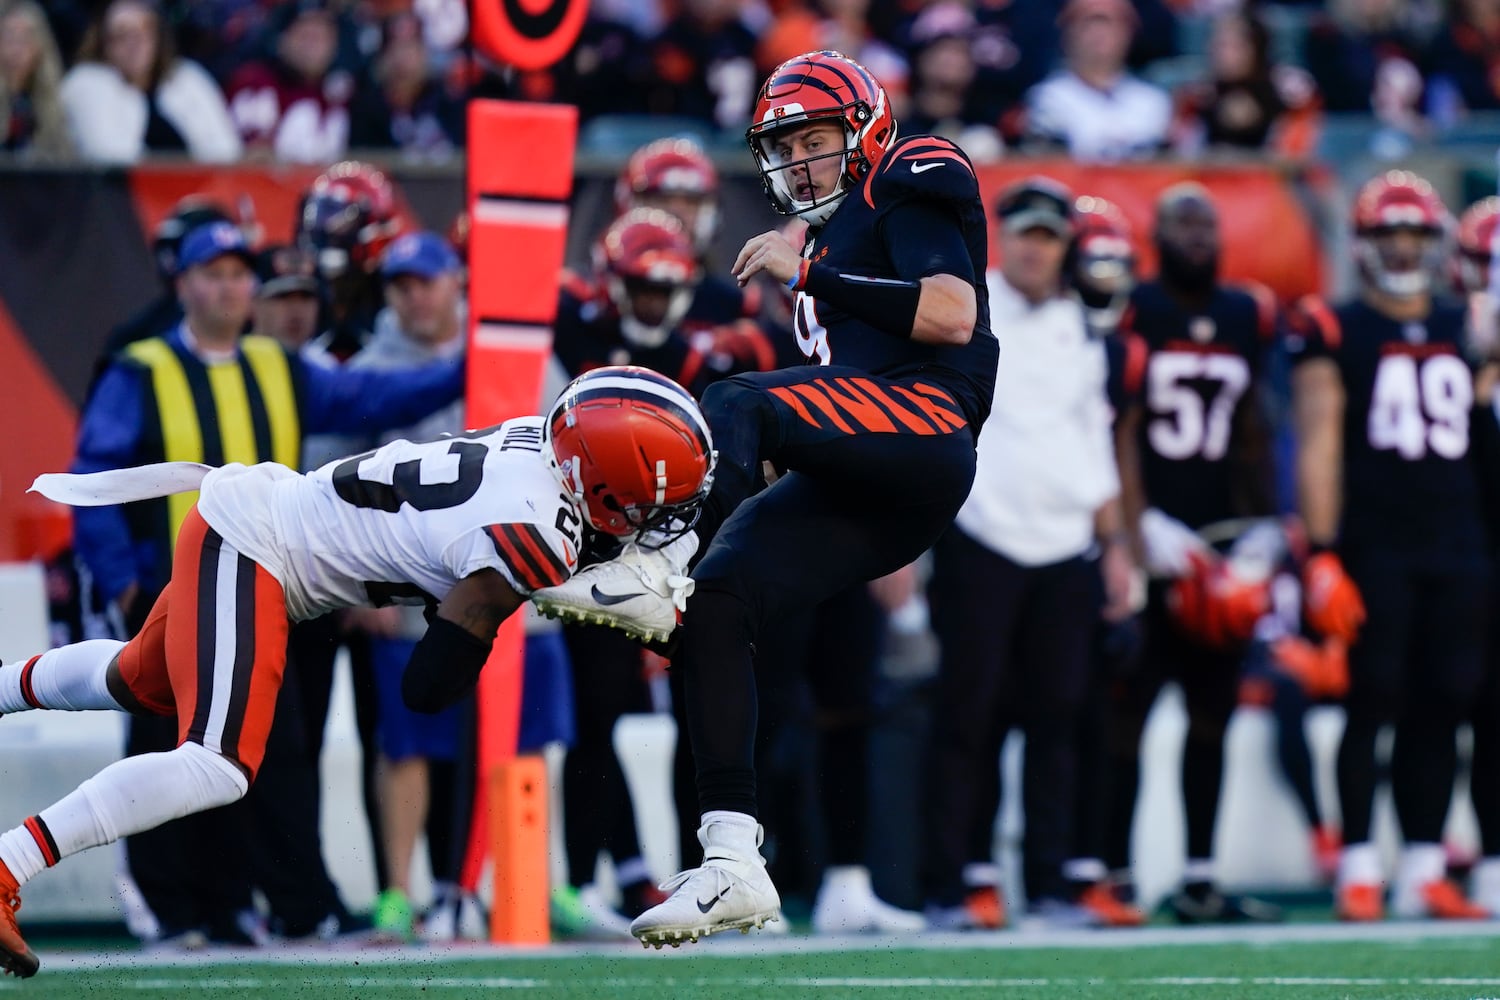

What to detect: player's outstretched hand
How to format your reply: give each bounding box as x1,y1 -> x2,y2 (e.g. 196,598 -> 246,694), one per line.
733,231 -> 803,288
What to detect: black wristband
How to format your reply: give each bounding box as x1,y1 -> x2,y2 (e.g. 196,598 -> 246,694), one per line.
402,616 -> 492,713
801,262 -> 922,340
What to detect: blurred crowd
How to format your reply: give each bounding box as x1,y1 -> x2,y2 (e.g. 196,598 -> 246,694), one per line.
2,0 -> 1500,164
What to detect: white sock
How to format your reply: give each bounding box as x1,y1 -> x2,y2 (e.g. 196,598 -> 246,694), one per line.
700,810 -> 760,854
1183,858 -> 1215,884
962,862 -> 1002,888
1063,858 -> 1107,884
0,641 -> 127,713
1338,841 -> 1384,887
1395,842 -> 1446,889
614,855 -> 650,887
0,742 -> 246,887
821,865 -> 872,893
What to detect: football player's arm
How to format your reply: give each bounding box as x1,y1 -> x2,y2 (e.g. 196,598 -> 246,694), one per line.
1229,390 -> 1277,517
734,204 -> 976,345
401,568 -> 524,714
1291,358 -> 1344,548
1114,402 -> 1148,567
297,354 -> 465,435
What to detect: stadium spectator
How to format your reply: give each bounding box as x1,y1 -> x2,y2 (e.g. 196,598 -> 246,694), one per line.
1171,9 -> 1321,158
1023,0 -> 1172,161
0,0 -> 72,159
923,178 -> 1132,929
754,0 -> 909,119
59,0 -> 241,164
251,243 -> 321,352
1423,0 -> 1500,116
1110,184 -> 1283,924
349,12 -> 465,159
899,2 -> 1002,160
227,0 -> 353,163
644,0 -> 759,130
1287,171 -> 1492,922
1304,0 -> 1427,115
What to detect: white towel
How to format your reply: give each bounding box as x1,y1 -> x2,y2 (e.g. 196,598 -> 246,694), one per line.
30,462 -> 213,506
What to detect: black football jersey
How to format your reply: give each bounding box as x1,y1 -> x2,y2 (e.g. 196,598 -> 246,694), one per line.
1129,280 -> 1276,528
794,135 -> 997,429
551,279 -> 715,397
1286,296 -> 1483,554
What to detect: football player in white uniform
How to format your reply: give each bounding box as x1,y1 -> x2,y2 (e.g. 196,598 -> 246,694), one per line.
0,366 -> 712,979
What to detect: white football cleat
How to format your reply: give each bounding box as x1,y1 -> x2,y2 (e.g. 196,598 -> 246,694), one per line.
629,818 -> 782,948
531,533 -> 698,643
811,866 -> 926,935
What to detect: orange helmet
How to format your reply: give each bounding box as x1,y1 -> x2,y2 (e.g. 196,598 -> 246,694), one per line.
1073,195 -> 1136,330
544,366 -> 716,538
746,50 -> 896,226
1456,196 -> 1499,294
616,137 -> 720,255
1352,170 -> 1450,298
1167,551 -> 1272,650
298,160 -> 402,279
593,208 -> 701,349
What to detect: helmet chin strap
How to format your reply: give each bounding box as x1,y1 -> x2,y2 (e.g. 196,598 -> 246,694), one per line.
620,316 -> 672,348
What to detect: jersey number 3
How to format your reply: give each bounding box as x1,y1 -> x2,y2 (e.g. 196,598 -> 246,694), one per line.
333,440 -> 488,512
1367,353 -> 1471,460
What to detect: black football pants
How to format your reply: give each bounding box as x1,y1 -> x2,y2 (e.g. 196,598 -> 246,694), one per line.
679,367 -> 977,821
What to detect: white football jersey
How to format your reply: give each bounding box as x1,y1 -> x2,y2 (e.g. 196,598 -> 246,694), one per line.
195,417 -> 583,622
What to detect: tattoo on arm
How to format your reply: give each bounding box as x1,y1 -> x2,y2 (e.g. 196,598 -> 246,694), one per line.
456,600 -> 506,639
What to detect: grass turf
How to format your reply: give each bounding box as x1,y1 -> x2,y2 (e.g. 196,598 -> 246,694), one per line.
4,932 -> 1499,1000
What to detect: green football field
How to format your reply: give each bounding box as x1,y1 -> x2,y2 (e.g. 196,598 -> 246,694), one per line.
3,924 -> 1498,1000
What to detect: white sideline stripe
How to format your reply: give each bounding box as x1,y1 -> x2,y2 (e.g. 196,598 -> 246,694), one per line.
29,920 -> 1500,974
474,323 -> 552,350
80,975 -> 1500,991
473,200 -> 568,228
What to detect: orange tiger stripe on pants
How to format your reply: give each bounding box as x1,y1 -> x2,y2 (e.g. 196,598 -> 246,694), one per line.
116,507 -> 289,782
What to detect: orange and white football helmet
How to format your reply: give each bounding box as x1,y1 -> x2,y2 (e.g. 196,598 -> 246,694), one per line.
746,50 -> 896,226
544,366 -> 716,538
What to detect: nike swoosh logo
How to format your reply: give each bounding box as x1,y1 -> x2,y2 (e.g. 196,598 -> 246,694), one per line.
696,887 -> 732,913
591,584 -> 645,606
911,162 -> 943,174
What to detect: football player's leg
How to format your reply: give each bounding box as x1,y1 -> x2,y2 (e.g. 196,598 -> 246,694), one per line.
1473,621 -> 1500,914
923,526 -> 1024,928
1335,550 -> 1416,918
0,586 -> 177,720
1389,562 -> 1488,919
1100,601 -> 1169,887
633,459 -> 965,945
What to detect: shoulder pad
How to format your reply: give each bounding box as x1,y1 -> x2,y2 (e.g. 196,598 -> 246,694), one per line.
1287,294 -> 1341,352
866,135 -> 980,210
558,268 -> 597,304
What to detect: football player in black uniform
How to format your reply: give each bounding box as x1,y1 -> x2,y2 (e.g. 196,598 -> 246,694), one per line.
533,49 -> 996,946
1109,183 -> 1283,923
1457,195 -> 1500,916
1288,170 -> 1493,922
